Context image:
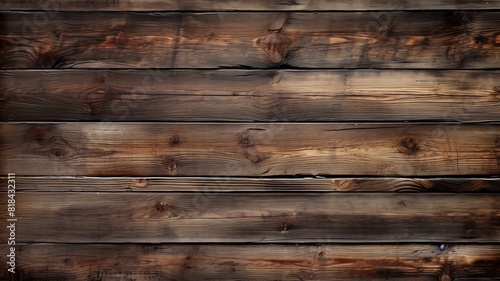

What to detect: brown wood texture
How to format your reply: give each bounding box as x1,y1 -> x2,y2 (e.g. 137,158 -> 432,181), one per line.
1,11 -> 499,69
1,123 -> 499,176
1,244 -> 498,280
3,177 -> 500,192
1,69 -> 499,121
1,1 -> 499,280
0,192 -> 498,243
2,0 -> 500,11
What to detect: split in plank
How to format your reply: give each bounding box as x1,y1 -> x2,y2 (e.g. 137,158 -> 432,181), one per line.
1,69 -> 499,121
3,177 -> 500,192
2,0 -> 500,11
1,11 -> 500,69
0,192 -> 498,243
1,244 -> 499,280
1,123 -> 499,176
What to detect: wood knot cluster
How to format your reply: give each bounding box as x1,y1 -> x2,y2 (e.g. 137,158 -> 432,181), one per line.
26,125 -> 77,160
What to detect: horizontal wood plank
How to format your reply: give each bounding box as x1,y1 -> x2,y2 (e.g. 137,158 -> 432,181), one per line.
2,69 -> 499,121
3,177 -> 500,192
1,244 -> 499,280
0,192 -> 498,243
2,0 -> 500,11
1,12 -> 499,69
1,123 -> 499,176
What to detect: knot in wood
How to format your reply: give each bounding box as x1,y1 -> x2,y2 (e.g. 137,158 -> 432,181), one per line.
98,74 -> 106,83
80,103 -> 93,113
473,35 -> 488,45
27,125 -> 54,144
163,157 -> 179,172
280,222 -> 291,232
132,178 -> 149,188
154,201 -> 168,213
255,33 -> 294,64
447,11 -> 471,27
331,179 -> 354,191
237,132 -> 254,148
169,135 -> 181,146
398,137 -> 421,156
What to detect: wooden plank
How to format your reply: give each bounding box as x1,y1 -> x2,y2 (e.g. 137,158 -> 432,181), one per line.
2,0 -> 500,11
1,11 -> 499,69
2,69 -> 499,122
0,192 -> 498,243
3,177 -> 500,192
1,244 -> 499,280
1,123 -> 499,176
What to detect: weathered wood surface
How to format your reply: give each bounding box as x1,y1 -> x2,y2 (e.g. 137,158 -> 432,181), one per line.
2,0 -> 500,11
0,192 -> 498,243
3,177 -> 500,192
1,12 -> 500,69
1,123 -> 499,176
1,244 -> 499,280
2,69 -> 499,121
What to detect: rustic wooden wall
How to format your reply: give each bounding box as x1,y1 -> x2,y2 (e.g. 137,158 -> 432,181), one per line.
1,0 -> 499,280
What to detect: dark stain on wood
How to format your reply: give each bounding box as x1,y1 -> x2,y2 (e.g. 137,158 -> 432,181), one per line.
446,11 -> 472,29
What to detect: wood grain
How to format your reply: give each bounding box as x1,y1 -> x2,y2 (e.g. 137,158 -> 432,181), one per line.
1,11 -> 499,69
2,0 -> 500,11
3,177 -> 500,192
1,123 -> 499,176
0,192 -> 498,243
2,69 -> 499,121
1,244 -> 499,280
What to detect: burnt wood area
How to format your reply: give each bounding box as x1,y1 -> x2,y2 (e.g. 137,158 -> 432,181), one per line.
0,0 -> 499,280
